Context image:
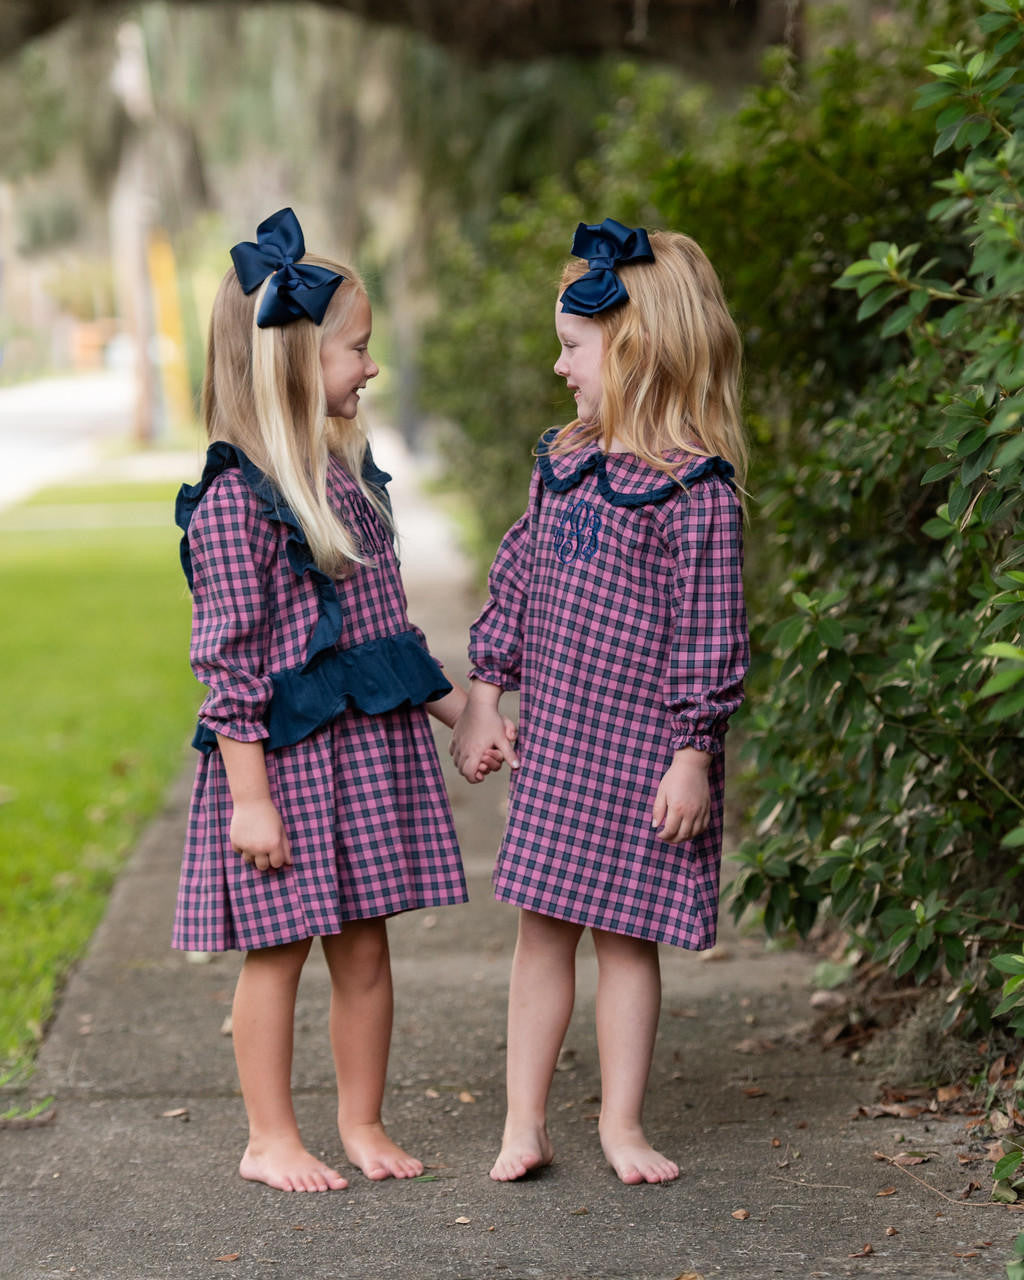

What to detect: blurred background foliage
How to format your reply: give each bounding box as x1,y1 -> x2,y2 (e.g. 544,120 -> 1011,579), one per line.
0,0 -> 1021,1060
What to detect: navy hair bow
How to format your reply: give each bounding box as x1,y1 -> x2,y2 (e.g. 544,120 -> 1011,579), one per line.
560,217 -> 655,317
230,208 -> 344,329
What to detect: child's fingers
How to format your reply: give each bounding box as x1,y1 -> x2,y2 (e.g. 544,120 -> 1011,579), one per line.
656,803 -> 710,845
274,832 -> 293,869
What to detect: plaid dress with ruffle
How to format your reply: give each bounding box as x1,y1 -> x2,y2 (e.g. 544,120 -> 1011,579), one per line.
172,446 -> 466,952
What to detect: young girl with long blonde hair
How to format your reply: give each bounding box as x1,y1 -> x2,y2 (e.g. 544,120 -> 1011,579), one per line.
453,218 -> 750,1184
173,208 -> 507,1193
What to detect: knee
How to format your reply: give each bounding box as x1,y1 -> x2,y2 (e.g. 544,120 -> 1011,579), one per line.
517,910 -> 583,958
591,928 -> 659,970
326,923 -> 390,986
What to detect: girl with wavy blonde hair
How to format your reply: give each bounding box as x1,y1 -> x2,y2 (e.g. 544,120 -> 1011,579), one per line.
173,209 -> 513,1194
551,227 -> 748,491
454,218 -> 750,1186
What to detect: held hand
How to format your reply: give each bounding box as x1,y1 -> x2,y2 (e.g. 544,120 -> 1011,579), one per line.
472,716 -> 520,779
652,749 -> 712,845
229,798 -> 293,872
451,703 -> 519,783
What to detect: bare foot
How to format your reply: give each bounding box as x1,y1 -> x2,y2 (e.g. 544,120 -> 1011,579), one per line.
239,1138 -> 348,1192
340,1121 -> 423,1180
489,1123 -> 554,1181
600,1125 -> 679,1185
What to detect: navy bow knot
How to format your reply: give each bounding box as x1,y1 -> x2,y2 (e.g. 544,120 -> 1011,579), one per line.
230,207 -> 344,329
560,217 -> 654,317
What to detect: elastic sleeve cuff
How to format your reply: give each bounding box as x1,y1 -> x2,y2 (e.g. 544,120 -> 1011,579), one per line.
669,730 -> 725,755
469,668 -> 521,693
197,715 -> 270,744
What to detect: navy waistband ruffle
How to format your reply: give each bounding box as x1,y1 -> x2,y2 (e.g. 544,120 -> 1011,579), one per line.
193,628 -> 452,754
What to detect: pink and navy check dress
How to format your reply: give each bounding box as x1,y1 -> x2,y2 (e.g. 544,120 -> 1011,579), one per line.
172,443 -> 466,952
469,434 -> 749,950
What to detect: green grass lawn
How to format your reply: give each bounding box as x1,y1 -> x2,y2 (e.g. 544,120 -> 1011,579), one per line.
0,479 -> 200,1073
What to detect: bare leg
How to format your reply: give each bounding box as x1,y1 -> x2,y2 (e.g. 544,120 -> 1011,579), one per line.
322,922 -> 422,1180
233,938 -> 348,1192
592,928 -> 678,1184
491,909 -> 583,1181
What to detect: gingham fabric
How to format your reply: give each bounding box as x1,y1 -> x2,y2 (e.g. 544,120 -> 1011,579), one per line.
469,436 -> 749,950
172,453 -> 466,952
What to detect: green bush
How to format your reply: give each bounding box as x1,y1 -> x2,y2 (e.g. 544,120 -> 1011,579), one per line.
730,0 -> 1024,1035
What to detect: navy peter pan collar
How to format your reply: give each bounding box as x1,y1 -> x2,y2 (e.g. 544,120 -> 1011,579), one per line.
536,428 -> 735,508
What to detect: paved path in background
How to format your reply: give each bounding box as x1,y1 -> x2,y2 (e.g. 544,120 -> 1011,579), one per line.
1,427 -> 1021,1279
0,371 -> 137,510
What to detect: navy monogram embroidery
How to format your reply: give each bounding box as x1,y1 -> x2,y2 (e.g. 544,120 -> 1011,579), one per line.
340,492 -> 389,556
554,499 -> 602,563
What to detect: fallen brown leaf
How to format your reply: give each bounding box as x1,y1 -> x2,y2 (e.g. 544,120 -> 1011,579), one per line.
989,1109 -> 1013,1134
958,1181 -> 981,1200
213,1255 -> 240,1263
936,1084 -> 963,1104
734,1038 -> 776,1055
742,1086 -> 767,1098
848,1244 -> 873,1258
891,1153 -> 929,1167
954,1252 -> 980,1259
453,1216 -> 471,1225
876,1187 -> 896,1197
731,1209 -> 750,1220
987,1054 -> 1007,1086
809,990 -> 848,1010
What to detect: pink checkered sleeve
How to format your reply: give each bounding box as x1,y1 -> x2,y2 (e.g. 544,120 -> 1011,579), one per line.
659,476 -> 749,754
468,476 -> 537,691
188,474 -> 275,743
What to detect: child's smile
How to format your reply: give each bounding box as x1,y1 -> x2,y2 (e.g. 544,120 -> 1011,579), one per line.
554,304 -> 604,427
320,294 -> 379,419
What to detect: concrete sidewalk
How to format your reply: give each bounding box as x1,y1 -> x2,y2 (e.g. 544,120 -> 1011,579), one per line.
1,432 -> 1020,1279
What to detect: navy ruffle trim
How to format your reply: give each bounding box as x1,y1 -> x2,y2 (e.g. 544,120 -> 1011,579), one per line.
193,628 -> 452,754
176,441 -> 392,668
535,429 -> 735,507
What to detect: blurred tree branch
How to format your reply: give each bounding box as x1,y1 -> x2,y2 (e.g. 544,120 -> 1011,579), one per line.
2,0 -> 800,73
